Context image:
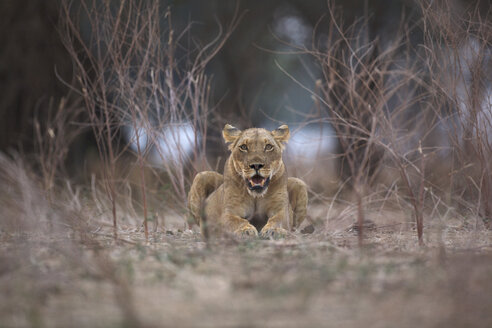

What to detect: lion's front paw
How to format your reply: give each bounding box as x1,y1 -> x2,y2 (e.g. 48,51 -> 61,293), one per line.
234,224 -> 258,238
260,226 -> 289,239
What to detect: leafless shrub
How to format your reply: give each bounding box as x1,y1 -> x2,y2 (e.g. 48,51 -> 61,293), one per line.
60,0 -> 241,239
304,0 -> 492,245
285,4 -> 430,245
419,0 -> 492,229
32,96 -> 85,198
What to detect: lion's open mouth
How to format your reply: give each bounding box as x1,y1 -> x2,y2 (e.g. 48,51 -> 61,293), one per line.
246,175 -> 270,192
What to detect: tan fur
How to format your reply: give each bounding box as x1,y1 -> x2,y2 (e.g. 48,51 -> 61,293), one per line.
188,124 -> 308,238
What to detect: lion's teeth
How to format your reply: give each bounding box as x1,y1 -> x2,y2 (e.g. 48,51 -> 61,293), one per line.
248,175 -> 267,187
249,178 -> 263,186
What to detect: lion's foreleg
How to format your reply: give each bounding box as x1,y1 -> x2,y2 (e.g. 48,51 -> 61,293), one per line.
260,207 -> 292,238
220,213 -> 258,237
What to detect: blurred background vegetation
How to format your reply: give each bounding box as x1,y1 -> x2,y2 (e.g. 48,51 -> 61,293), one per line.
0,0 -> 491,229
2,0 -> 480,160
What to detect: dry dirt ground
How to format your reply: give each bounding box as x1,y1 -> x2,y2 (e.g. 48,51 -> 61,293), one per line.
1,219 -> 491,328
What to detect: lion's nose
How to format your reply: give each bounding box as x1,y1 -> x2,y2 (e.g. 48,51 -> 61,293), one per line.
250,163 -> 264,171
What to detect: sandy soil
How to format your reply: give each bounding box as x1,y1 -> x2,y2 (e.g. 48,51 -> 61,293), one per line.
1,221 -> 491,328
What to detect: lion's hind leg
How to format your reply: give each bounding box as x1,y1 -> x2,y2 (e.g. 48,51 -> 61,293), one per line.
187,171 -> 223,225
287,177 -> 308,230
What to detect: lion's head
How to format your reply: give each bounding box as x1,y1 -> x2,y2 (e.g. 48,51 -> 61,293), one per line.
223,124 -> 290,196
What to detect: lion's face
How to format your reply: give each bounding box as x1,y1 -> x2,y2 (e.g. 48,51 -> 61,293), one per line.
223,124 -> 290,196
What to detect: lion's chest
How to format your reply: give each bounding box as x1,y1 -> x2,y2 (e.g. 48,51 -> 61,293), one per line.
243,198 -> 269,230
243,198 -> 267,218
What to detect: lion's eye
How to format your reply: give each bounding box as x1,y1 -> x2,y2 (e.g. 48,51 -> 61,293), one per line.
239,144 -> 248,151
265,144 -> 274,151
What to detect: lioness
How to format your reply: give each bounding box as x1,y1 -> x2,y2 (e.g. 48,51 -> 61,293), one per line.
188,124 -> 308,238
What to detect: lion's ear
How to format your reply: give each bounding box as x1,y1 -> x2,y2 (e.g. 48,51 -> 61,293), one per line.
222,124 -> 242,145
272,125 -> 290,145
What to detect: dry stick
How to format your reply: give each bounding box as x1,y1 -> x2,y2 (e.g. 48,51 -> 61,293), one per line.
393,148 -> 424,246
355,115 -> 377,246
133,118 -> 148,241
94,3 -> 119,239
417,141 -> 425,245
355,183 -> 365,246
483,173 -> 492,229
